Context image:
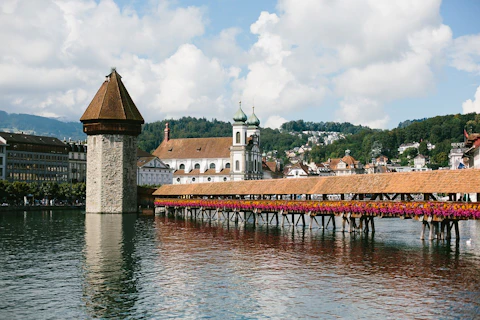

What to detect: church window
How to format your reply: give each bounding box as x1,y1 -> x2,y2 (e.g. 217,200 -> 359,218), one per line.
176,178 -> 180,182
223,177 -> 227,181
225,163 -> 230,169
235,160 -> 240,171
210,163 -> 216,169
179,164 -> 185,170
236,132 -> 240,144
208,177 -> 211,182
254,159 -> 257,172
192,177 -> 196,182
245,132 -> 247,144
194,163 -> 200,169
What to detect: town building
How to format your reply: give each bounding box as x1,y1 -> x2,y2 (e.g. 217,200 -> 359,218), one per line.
262,160 -> 283,179
80,68 -> 144,213
449,142 -> 468,170
137,148 -> 173,186
324,150 -> 364,176
153,103 -> 263,184
398,141 -> 435,155
413,154 -> 427,169
0,132 -> 69,183
284,162 -> 311,178
65,139 -> 87,183
464,133 -> 480,169
0,140 -> 6,180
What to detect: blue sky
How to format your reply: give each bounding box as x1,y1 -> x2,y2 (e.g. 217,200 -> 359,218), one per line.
0,0 -> 479,129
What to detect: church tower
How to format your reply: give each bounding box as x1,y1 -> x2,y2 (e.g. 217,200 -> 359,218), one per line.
80,68 -> 144,213
230,102 -> 248,181
246,107 -> 262,180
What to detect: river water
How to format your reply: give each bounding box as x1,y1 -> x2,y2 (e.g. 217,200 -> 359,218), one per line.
0,210 -> 479,319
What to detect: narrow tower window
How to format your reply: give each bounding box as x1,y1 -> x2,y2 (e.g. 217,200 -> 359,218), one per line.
236,132 -> 240,144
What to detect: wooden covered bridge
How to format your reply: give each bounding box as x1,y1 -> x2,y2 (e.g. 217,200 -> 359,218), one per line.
153,170 -> 480,241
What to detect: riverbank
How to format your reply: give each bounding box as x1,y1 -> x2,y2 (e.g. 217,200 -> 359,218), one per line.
0,205 -> 85,213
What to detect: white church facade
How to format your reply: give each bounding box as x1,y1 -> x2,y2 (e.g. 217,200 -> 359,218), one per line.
153,104 -> 263,184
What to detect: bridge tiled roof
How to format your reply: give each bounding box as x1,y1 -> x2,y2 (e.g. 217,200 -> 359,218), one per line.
153,169 -> 480,196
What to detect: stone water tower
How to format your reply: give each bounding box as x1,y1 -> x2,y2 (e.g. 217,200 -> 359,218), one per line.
80,68 -> 144,213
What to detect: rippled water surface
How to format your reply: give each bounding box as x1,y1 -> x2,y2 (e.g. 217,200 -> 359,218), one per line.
1,210 -> 479,319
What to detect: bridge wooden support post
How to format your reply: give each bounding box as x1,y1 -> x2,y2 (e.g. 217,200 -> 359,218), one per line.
342,214 -> 347,232
454,220 -> 460,242
429,220 -> 435,241
309,213 -> 314,230
420,220 -> 427,240
349,217 -> 356,233
358,216 -> 364,232
321,216 -> 325,229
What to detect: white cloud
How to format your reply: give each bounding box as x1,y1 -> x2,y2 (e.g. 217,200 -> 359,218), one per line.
0,0 -> 207,120
264,115 -> 287,129
462,86 -> 480,114
146,44 -> 233,121
232,0 -> 451,128
0,0 -> 472,130
337,97 -> 389,129
450,34 -> 480,74
202,28 -> 247,66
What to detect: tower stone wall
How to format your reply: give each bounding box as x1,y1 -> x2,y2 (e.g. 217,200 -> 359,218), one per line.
81,69 -> 144,214
86,134 -> 138,213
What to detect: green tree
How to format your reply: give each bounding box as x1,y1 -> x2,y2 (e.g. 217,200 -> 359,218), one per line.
418,141 -> 428,156
40,182 -> 59,203
403,147 -> 418,159
0,180 -> 9,203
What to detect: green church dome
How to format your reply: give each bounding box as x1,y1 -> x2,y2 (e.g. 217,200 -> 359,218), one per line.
247,108 -> 260,127
233,102 -> 247,123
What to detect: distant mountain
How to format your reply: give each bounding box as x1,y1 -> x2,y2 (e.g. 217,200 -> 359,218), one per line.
0,110 -> 85,141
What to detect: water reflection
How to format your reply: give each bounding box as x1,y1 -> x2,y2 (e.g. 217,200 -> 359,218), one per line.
153,215 -> 480,319
83,214 -> 139,319
1,211 -> 479,318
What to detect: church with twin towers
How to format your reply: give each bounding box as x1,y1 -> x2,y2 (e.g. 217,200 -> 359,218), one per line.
153,102 -> 263,184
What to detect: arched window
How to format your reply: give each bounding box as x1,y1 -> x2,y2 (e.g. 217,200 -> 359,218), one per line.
225,163 -> 230,169
192,177 -> 196,182
210,163 -> 216,169
207,177 -> 211,182
194,163 -> 200,169
176,178 -> 180,182
254,159 -> 257,172
245,132 -> 247,144
223,177 -> 227,181
236,132 -> 240,144
179,164 -> 185,170
235,160 -> 240,171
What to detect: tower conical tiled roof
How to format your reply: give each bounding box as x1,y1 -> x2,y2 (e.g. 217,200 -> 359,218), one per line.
81,68 -> 144,136
81,68 -> 144,122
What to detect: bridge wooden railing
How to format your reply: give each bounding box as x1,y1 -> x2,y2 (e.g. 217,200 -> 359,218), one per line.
154,198 -> 480,220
